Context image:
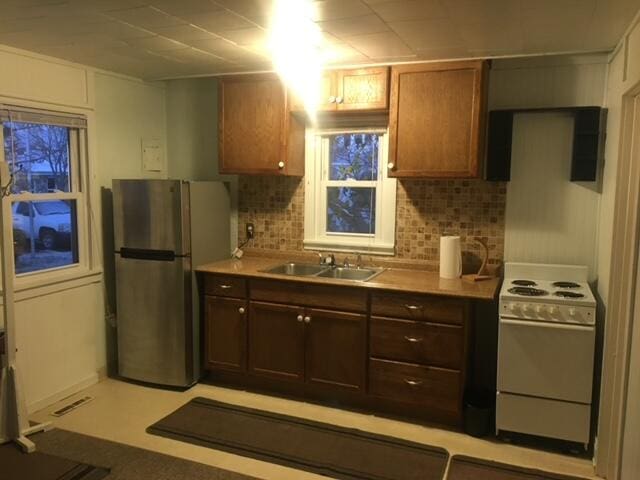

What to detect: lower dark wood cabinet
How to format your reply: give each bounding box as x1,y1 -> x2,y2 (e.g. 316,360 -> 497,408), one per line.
305,308 -> 366,391
205,296 -> 247,372
248,301 -> 305,382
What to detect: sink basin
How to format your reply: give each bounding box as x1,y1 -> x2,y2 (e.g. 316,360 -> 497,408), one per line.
263,262 -> 329,276
316,267 -> 384,282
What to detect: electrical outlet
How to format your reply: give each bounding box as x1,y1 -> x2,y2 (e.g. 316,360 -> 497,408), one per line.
246,223 -> 255,239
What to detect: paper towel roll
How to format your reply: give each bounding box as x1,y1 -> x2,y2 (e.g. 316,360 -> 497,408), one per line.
440,236 -> 462,279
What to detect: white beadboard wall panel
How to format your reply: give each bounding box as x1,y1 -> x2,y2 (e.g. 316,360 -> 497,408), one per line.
489,54 -> 608,109
0,45 -> 91,109
504,113 -> 600,279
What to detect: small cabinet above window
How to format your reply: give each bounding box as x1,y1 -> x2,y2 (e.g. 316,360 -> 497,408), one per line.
218,74 -> 304,176
290,67 -> 390,114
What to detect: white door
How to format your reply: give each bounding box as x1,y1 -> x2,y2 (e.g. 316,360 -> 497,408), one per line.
498,317 -> 595,403
621,94 -> 640,480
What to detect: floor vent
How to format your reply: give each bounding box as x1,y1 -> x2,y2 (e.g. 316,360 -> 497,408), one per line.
51,396 -> 94,417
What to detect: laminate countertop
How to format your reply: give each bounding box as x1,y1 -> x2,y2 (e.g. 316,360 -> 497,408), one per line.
196,256 -> 501,301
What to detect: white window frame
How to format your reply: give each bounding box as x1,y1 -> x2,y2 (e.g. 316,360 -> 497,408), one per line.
0,106 -> 91,286
304,127 -> 396,255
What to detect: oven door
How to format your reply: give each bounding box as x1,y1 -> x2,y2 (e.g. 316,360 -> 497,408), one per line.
497,317 -> 595,403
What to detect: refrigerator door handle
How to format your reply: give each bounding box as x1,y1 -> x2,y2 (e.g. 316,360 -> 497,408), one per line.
120,247 -> 175,261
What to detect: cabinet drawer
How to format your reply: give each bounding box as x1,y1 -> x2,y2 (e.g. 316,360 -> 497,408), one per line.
370,317 -> 464,369
250,279 -> 367,313
205,275 -> 246,298
371,292 -> 466,325
369,358 -> 460,413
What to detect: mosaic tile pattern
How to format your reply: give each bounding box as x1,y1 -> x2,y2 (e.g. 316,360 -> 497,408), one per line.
238,176 -> 506,270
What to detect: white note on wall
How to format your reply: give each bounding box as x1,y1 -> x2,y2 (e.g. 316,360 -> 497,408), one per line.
142,138 -> 163,172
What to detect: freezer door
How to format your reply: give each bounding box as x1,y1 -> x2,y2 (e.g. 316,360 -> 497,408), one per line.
115,254 -> 194,386
113,179 -> 190,254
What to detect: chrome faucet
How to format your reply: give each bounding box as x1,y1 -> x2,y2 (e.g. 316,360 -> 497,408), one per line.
327,253 -> 336,267
355,253 -> 363,269
343,256 -> 351,268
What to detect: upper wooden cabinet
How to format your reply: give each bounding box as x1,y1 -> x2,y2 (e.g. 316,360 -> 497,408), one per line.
388,60 -> 488,178
218,74 -> 304,176
290,67 -> 389,113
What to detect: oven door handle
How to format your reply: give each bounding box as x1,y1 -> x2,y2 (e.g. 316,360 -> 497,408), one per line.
499,318 -> 593,332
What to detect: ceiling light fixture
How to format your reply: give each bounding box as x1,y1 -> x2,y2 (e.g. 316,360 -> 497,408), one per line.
268,0 -> 323,123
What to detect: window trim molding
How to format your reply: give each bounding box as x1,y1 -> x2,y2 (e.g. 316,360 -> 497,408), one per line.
303,127 -> 397,256
0,104 -> 94,286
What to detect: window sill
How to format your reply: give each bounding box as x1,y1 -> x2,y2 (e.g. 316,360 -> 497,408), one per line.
304,239 -> 395,256
0,268 -> 103,304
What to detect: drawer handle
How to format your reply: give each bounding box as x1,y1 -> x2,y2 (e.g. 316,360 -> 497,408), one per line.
404,336 -> 423,343
238,307 -> 246,314
219,284 -> 233,289
404,304 -> 423,311
404,379 -> 423,387
297,314 -> 304,322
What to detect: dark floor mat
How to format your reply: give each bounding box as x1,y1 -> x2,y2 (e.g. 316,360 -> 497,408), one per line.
34,429 -> 258,480
147,396 -> 449,480
447,455 -> 592,480
0,439 -> 109,480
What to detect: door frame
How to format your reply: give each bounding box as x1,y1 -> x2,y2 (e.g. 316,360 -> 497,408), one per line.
595,87 -> 640,479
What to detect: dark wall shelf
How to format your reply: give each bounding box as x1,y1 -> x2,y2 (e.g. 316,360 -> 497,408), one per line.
485,106 -> 606,182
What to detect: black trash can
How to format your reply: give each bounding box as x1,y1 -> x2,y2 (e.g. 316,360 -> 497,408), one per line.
464,388 -> 493,438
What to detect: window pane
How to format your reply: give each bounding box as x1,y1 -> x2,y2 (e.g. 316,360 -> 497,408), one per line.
327,187 -> 376,234
12,200 -> 79,275
3,121 -> 71,193
329,133 -> 379,181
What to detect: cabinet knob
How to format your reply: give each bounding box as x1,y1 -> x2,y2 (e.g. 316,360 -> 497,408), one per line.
278,161 -> 285,169
238,307 -> 245,314
336,96 -> 343,104
297,314 -> 304,322
387,162 -> 395,170
328,96 -> 336,103
304,316 -> 311,324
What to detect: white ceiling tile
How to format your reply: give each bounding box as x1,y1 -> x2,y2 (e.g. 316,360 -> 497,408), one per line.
311,0 -> 373,21
389,19 -> 464,50
104,6 -> 187,29
318,14 -> 389,37
213,0 -> 274,18
345,31 -> 413,58
322,42 -> 369,64
126,35 -> 188,52
148,0 -> 223,17
188,38 -> 259,60
150,24 -> 219,42
183,10 -> 259,32
369,0 -> 448,22
217,27 -> 267,46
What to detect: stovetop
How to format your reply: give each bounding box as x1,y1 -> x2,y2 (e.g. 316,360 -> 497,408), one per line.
499,262 -> 596,308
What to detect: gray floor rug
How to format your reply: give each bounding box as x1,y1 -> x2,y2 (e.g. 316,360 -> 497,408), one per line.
147,396 -> 449,480
1,437 -> 109,480
33,429 -> 258,480
448,455 -> 591,480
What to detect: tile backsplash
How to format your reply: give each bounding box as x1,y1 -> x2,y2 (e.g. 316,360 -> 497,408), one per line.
238,176 -> 506,271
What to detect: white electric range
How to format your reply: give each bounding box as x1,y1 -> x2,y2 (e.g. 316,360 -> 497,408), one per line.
496,262 -> 596,447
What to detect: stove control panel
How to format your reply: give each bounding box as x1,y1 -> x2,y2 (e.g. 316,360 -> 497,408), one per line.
500,301 -> 595,325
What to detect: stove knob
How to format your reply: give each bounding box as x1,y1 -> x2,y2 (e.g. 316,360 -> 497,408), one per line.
508,303 -> 516,312
534,305 -> 543,314
521,304 -> 529,313
548,306 -> 558,315
568,307 -> 576,317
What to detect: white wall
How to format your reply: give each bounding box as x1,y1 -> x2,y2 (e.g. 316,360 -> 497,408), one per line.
489,55 -> 607,280
505,112 -> 600,278
0,45 -> 172,412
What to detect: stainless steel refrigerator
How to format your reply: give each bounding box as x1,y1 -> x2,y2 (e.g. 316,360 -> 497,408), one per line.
112,179 -> 230,387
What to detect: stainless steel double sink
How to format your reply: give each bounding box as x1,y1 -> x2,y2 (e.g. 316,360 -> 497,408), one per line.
262,262 -> 385,282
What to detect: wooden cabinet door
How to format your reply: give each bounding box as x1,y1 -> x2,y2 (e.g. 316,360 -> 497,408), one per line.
336,67 -> 389,111
248,301 -> 305,382
304,308 -> 366,391
205,296 -> 247,372
388,60 -> 488,178
290,71 -> 336,112
218,74 -> 304,176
